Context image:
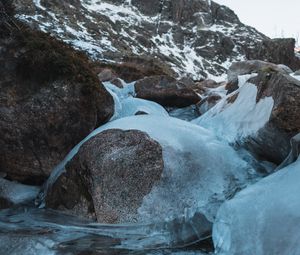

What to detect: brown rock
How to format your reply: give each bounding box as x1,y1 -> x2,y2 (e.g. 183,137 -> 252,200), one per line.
247,38 -> 300,71
97,68 -> 117,82
135,75 -> 200,108
198,94 -> 222,114
246,70 -> 300,164
45,129 -> 164,223
0,25 -> 114,184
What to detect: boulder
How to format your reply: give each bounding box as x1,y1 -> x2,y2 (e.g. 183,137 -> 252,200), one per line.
246,70 -> 300,164
226,60 -> 293,93
247,38 -> 300,71
97,68 -> 117,82
135,75 -> 201,108
0,25 -> 114,184
45,129 -> 164,223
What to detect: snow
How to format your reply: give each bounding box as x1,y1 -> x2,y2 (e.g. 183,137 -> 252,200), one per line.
192,74 -> 274,143
213,157 -> 300,255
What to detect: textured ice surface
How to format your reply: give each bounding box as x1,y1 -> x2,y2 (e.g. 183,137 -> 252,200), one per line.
0,207 -> 211,254
41,115 -> 258,223
0,178 -> 39,205
104,82 -> 168,120
213,157 -> 300,255
192,75 -> 274,143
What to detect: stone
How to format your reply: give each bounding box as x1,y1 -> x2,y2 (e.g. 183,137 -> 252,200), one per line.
45,129 -> 164,223
0,24 -> 114,184
246,70 -> 300,164
135,75 -> 201,108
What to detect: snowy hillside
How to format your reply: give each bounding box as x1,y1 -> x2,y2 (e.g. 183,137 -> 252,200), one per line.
15,0 -> 267,80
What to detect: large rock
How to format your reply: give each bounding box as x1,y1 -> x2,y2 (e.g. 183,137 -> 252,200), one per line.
135,75 -> 201,107
247,38 -> 300,71
246,70 -> 300,164
0,23 -> 114,184
226,60 -> 293,93
45,129 -> 164,223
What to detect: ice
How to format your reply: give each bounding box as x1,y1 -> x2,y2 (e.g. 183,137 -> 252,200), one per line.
213,156 -> 300,255
0,178 -> 39,205
192,75 -> 274,143
103,82 -> 169,120
40,115 -> 258,223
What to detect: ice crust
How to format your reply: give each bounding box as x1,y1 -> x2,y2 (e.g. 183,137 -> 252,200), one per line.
213,157 -> 300,255
192,74 -> 274,143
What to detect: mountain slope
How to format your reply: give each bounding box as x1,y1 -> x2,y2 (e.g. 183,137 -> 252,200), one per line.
14,0 -> 267,80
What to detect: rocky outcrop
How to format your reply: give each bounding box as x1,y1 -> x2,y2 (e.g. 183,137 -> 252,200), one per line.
45,129 -> 164,223
246,70 -> 300,164
0,19 -> 114,184
135,75 -> 201,107
14,0 -> 267,79
226,60 -> 293,93
247,38 -> 300,71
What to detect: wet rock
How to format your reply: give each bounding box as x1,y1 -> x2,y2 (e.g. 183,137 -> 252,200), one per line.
246,70 -> 300,164
193,79 -> 220,95
110,78 -> 124,88
0,24 -> 114,184
135,75 -> 201,108
198,94 -> 222,115
45,129 -> 164,223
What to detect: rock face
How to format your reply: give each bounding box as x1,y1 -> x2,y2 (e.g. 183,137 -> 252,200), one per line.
247,70 -> 300,164
45,129 -> 164,223
0,22 -> 114,184
248,38 -> 300,71
135,75 -> 201,107
14,0 -> 268,79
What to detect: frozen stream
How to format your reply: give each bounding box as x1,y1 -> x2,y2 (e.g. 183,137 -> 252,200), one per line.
0,76 -> 291,255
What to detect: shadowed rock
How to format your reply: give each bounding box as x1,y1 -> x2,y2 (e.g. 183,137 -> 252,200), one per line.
0,23 -> 114,184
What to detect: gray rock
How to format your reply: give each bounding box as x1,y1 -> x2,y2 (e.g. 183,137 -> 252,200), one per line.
45,129 -> 164,223
227,60 -> 293,92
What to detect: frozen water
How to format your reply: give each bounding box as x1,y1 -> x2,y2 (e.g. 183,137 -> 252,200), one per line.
103,82 -> 168,120
213,157 -> 300,255
41,115 -> 258,223
0,207 -> 211,253
0,178 -> 39,205
192,75 -> 274,143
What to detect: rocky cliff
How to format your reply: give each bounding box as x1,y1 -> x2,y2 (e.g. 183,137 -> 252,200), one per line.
14,0 -> 268,80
